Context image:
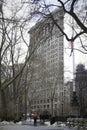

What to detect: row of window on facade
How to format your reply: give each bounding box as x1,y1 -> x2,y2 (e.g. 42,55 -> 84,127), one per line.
42,38 -> 63,50
32,104 -> 50,110
42,46 -> 63,57
38,38 -> 63,57
32,98 -> 58,105
36,34 -> 63,52
32,22 -> 52,42
34,19 -> 63,42
31,104 -> 58,110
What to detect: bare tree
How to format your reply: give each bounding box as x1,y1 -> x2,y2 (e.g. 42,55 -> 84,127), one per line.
30,0 -> 87,53
0,0 -> 39,120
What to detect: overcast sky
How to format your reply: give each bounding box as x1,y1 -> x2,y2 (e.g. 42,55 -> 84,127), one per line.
64,12 -> 87,81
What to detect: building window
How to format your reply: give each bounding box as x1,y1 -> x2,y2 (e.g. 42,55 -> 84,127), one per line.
47,105 -> 49,108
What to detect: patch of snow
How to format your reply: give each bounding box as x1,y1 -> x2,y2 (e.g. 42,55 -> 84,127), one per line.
45,121 -> 66,127
60,123 -> 66,127
16,121 -> 22,125
0,121 -> 10,125
44,121 -> 51,126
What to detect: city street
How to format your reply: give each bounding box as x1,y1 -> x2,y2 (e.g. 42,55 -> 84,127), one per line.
0,124 -> 74,130
1,125 -> 87,130
0,120 -> 86,130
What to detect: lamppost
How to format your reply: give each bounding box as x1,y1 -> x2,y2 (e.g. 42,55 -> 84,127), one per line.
61,103 -> 63,116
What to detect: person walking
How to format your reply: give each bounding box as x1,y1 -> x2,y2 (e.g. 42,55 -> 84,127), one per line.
33,112 -> 38,126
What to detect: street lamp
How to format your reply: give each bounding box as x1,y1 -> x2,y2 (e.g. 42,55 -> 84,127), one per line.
61,103 -> 63,116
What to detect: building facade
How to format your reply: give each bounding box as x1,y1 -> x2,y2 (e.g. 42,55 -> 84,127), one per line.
75,64 -> 87,117
28,8 -> 64,116
64,81 -> 73,116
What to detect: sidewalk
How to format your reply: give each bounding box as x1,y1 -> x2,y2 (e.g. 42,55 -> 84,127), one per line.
22,119 -> 45,126
21,120 -> 87,130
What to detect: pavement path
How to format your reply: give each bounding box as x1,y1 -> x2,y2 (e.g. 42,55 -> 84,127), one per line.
1,124 -> 87,130
0,121 -> 87,130
0,124 -> 74,130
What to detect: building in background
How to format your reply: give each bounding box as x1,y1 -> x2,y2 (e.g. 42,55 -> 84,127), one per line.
75,64 -> 87,117
28,8 -> 64,116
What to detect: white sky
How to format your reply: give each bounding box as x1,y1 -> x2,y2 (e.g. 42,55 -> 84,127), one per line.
64,13 -> 87,81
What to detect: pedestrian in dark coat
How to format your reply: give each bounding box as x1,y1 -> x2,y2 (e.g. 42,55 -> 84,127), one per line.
33,112 -> 38,126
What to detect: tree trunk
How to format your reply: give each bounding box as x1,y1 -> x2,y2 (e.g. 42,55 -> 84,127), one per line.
0,90 -> 7,119
51,99 -> 54,116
